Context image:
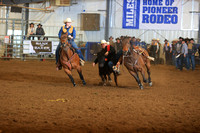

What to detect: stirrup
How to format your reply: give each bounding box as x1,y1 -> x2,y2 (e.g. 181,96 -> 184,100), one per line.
80,59 -> 85,66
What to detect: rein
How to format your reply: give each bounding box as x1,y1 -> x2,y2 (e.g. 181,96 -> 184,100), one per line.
123,48 -> 140,67
62,44 -> 77,70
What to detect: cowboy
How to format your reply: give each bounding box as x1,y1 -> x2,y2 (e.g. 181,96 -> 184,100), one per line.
172,39 -> 178,66
151,38 -> 159,64
56,18 -> 85,70
36,23 -> 45,40
179,39 -> 188,71
163,39 -> 172,65
109,36 -> 114,47
187,38 -> 196,70
114,38 -> 122,53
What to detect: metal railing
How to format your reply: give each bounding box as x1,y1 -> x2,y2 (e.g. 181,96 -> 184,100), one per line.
0,35 -> 59,60
0,34 -> 88,60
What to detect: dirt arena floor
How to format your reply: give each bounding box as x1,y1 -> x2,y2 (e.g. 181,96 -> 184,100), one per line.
0,60 -> 200,133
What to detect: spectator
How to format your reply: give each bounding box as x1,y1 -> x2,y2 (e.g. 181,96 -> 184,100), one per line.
36,23 -> 45,40
114,38 -> 123,65
27,23 -> 36,40
114,38 -> 122,53
180,39 -> 188,71
136,38 -> 141,46
151,38 -> 159,64
156,38 -> 161,61
172,39 -> 178,66
109,36 -> 114,47
187,38 -> 196,70
175,37 -> 183,69
163,39 -> 172,65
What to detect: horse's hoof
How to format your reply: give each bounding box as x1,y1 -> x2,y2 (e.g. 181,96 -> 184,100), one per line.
103,82 -> 106,86
149,82 -> 152,87
73,84 -> 77,87
83,81 -> 86,85
139,84 -> 144,90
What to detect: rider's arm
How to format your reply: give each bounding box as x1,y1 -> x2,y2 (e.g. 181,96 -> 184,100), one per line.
72,27 -> 76,39
58,27 -> 63,39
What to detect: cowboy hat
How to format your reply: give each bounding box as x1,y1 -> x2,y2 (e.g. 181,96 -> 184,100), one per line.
164,39 -> 168,42
173,39 -> 179,42
115,37 -> 120,41
152,38 -> 156,41
29,23 -> 34,25
136,38 -> 141,41
179,37 -> 183,40
64,18 -> 72,23
37,23 -> 42,26
156,38 -> 160,41
109,36 -> 113,39
190,38 -> 194,41
100,40 -> 107,44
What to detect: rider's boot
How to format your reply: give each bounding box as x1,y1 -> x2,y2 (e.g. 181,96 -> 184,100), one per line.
80,59 -> 85,66
56,61 -> 62,71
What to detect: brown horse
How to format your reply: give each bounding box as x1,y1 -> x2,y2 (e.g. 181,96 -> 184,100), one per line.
121,38 -> 152,89
58,34 -> 86,86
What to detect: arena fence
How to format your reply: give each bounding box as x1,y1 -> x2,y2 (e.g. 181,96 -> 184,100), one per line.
0,35 -> 100,61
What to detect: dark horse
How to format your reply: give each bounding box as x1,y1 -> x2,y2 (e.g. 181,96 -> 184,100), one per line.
121,38 -> 152,89
58,34 -> 86,86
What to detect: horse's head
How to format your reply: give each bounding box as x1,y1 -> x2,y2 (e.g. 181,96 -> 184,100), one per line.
122,38 -> 131,56
60,34 -> 69,47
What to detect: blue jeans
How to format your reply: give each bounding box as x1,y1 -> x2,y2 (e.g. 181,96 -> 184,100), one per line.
108,61 -> 114,71
172,51 -> 176,66
176,56 -> 181,69
188,53 -> 195,70
55,40 -> 84,64
180,54 -> 189,70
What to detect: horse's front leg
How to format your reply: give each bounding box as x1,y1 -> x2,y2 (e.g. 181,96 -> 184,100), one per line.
127,68 -> 143,90
77,66 -> 86,85
140,67 -> 148,83
113,72 -> 118,86
145,60 -> 152,86
64,69 -> 76,87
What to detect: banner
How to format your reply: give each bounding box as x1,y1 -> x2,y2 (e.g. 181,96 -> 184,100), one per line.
123,0 -> 140,29
123,0 -> 182,30
31,41 -> 52,53
23,40 -> 59,54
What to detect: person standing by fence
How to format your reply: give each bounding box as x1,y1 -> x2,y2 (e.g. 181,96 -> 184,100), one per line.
180,39 -> 188,71
27,23 -> 36,40
187,38 -> 196,70
36,24 -> 45,40
163,39 -> 172,65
